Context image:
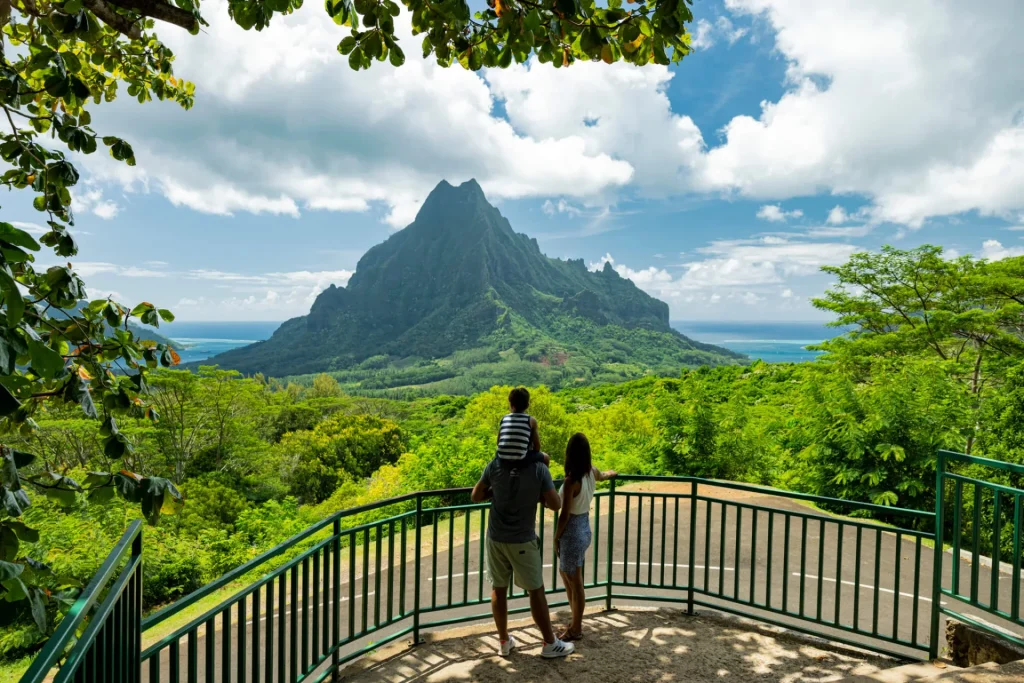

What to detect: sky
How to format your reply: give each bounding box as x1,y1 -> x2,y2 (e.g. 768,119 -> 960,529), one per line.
7,0 -> 1024,322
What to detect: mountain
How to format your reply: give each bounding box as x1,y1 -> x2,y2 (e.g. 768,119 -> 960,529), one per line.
206,180 -> 745,392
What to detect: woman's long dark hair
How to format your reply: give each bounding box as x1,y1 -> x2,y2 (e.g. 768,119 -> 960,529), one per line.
564,433 -> 592,483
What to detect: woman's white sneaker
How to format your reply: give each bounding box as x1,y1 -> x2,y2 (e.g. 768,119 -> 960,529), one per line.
541,638 -> 575,658
499,636 -> 517,657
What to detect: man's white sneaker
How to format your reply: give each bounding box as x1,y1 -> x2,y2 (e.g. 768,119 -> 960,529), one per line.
500,636 -> 517,657
541,638 -> 575,658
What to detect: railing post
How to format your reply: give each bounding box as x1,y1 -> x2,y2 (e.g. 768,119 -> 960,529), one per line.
331,517 -> 341,679
132,528 -> 142,683
412,493 -> 423,645
929,450 -> 946,660
687,479 -> 697,614
605,478 -> 616,610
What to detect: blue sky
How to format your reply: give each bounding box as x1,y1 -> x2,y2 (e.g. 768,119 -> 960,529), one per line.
9,0 -> 1024,322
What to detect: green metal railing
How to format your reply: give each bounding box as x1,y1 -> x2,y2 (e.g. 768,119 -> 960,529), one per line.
20,520 -> 143,683
934,449 -> 1024,652
22,453 -> 1024,682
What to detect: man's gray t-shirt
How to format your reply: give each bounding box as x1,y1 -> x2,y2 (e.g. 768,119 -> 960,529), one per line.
478,458 -> 554,543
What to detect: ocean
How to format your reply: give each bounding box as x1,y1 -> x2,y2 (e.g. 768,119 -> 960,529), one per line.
161,320 -> 836,366
671,320 -> 835,363
160,321 -> 280,365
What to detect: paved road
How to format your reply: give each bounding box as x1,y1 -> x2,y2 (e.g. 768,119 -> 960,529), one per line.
143,483 -> 1024,681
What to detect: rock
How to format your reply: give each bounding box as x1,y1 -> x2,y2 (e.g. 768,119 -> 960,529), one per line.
946,618 -> 1024,667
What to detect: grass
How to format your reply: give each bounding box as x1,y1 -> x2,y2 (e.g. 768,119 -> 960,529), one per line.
0,655 -> 32,683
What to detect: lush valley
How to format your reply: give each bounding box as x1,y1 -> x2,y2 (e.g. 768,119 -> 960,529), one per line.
206,180 -> 744,389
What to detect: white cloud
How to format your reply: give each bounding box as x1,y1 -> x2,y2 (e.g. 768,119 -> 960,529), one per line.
542,199 -> 583,217
804,224 -> 873,238
80,2 -> 633,228
980,239 -> 1024,261
64,261 -> 353,318
74,188 -> 121,220
592,237 -> 854,317
756,204 -> 803,222
65,0 -> 1024,235
691,16 -> 750,50
826,206 -> 848,225
486,59 -> 705,199
693,0 -> 1024,227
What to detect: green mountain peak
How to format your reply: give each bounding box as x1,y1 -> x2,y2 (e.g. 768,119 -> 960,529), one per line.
207,180 -> 745,389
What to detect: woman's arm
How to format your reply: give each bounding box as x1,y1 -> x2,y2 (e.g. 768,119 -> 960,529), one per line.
592,466 -> 617,482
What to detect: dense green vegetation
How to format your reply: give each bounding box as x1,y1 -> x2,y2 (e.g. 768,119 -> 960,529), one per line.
7,245 -> 1024,671
209,179 -> 744,383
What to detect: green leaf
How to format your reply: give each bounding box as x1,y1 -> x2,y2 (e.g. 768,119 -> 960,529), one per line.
0,383 -> 22,417
139,477 -> 184,524
27,586 -> 47,633
0,448 -> 19,489
103,433 -> 129,459
0,526 -> 18,561
113,471 -> 142,503
36,472 -> 81,507
129,302 -> 154,317
28,340 -> 65,380
103,302 -> 123,328
0,267 -> 25,326
12,451 -> 34,468
0,487 -> 30,517
6,521 -> 39,543
2,576 -> 27,602
158,309 -> 175,323
63,379 -> 97,418
348,46 -> 364,70
0,560 -> 23,581
389,44 -> 405,67
338,36 -> 358,55
0,223 -> 40,251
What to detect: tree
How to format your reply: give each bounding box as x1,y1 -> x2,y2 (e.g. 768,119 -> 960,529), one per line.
814,246 -> 1024,452
145,369 -> 212,482
279,413 -> 405,503
308,373 -> 343,400
654,375 -> 717,477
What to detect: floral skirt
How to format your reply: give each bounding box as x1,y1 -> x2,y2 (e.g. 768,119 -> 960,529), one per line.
558,514 -> 592,573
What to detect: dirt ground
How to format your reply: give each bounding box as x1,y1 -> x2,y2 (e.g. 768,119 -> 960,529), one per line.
339,606 -> 898,682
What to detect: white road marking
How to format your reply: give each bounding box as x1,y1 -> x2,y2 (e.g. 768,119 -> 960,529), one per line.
794,573 -> 933,603
428,562 -> 736,582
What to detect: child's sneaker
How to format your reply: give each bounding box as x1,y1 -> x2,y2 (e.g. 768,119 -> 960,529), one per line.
541,638 -> 574,658
499,635 -> 517,657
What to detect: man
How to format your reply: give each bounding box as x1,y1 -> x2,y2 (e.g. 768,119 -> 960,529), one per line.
471,454 -> 575,658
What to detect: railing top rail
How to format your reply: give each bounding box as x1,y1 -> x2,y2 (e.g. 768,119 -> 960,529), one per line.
19,520 -> 142,683
940,449 -> 1024,476
615,475 -> 935,520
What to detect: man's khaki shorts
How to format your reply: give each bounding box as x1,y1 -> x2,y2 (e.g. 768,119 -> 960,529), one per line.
486,537 -> 544,592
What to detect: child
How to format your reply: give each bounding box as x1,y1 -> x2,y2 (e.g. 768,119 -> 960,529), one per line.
496,387 -> 551,467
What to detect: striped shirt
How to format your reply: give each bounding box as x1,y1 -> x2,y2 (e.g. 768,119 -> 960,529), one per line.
496,412 -> 533,459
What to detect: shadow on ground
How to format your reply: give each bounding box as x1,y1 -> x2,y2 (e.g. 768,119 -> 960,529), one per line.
339,607 -> 896,682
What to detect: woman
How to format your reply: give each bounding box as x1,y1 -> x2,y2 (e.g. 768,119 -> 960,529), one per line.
554,433 -> 616,641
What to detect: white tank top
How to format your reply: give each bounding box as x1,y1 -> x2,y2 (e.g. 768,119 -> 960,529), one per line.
559,470 -> 595,515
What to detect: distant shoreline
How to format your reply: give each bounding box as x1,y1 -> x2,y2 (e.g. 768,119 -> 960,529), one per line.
165,320 -> 831,366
